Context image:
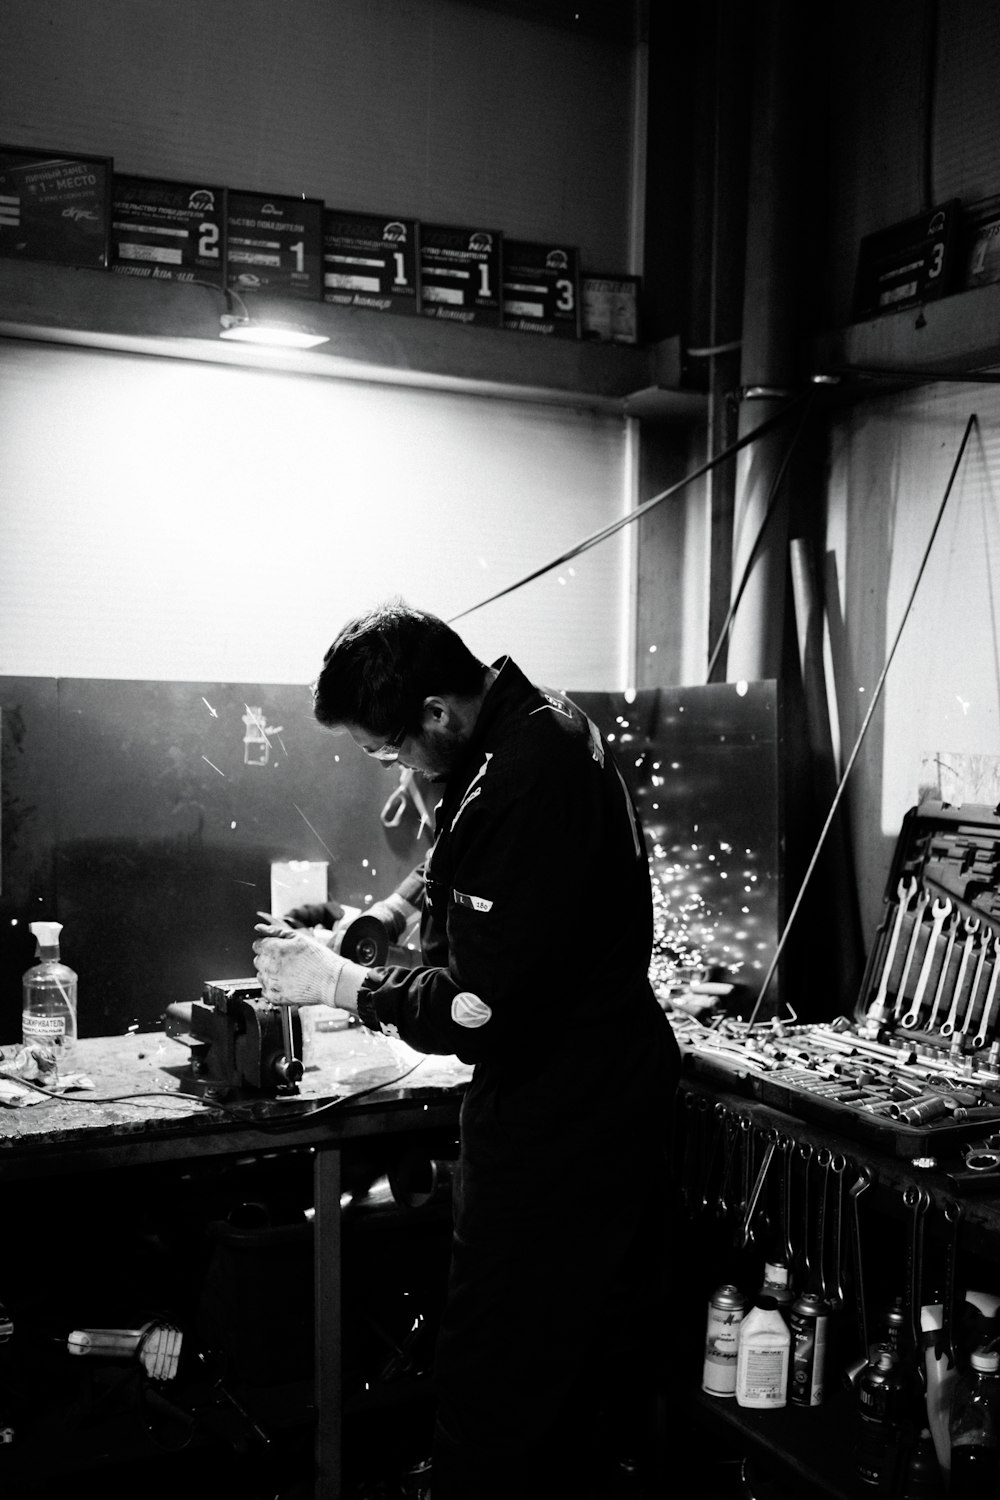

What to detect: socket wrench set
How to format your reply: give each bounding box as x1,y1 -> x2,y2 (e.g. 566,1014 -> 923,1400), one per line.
678,802 -> 1000,1159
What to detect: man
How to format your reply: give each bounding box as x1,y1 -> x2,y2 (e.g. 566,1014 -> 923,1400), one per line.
253,600 -> 680,1499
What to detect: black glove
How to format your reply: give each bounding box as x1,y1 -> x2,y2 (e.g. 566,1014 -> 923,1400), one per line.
282,900 -> 345,929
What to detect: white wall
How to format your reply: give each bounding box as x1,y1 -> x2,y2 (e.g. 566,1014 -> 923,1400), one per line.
827,383 -> 1000,936
0,341 -> 631,688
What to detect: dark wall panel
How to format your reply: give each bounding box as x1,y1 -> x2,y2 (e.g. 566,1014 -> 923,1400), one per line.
1,679 -> 429,1039
1,677 -> 785,1043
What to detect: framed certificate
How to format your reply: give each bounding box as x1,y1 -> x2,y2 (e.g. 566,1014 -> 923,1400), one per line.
501,240 -> 580,338
581,274 -> 641,344
853,201 -> 960,319
226,190 -> 324,299
323,210 -> 419,315
962,195 -> 1000,291
0,145 -> 111,268
111,175 -> 226,286
419,223 -> 503,327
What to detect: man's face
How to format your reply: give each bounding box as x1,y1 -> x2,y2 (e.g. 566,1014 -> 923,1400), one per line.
343,714 -> 469,781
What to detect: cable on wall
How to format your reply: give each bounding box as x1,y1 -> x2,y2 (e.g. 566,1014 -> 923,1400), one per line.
447,391 -> 810,625
745,411 -> 979,1032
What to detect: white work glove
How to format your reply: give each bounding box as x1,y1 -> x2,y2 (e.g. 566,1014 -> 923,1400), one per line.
252,930 -> 349,1008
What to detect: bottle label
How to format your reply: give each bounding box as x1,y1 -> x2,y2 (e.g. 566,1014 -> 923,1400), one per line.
22,1012 -> 66,1039
703,1302 -> 745,1394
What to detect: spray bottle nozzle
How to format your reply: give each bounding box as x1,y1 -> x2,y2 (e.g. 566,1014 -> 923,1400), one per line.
29,922 -> 63,956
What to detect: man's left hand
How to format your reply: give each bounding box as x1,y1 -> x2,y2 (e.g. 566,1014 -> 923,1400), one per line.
252,928 -> 350,1009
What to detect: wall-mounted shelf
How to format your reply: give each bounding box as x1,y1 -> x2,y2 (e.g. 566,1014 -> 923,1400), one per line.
0,257 -> 707,420
812,281 -> 1000,387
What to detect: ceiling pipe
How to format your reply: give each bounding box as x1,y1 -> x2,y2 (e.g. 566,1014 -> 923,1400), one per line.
726,0 -> 804,683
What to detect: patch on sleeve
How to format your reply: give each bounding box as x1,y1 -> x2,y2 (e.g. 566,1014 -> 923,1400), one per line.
454,889 -> 494,913
451,992 -> 493,1028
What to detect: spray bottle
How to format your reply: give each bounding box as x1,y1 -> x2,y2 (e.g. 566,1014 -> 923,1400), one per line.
22,922 -> 78,1072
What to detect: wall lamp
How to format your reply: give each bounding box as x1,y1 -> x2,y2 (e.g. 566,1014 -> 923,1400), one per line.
218,289 -> 330,350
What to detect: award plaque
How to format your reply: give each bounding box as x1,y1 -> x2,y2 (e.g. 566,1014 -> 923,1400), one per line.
0,145 -> 111,268
419,223 -> 503,326
226,190 -> 324,299
111,175 -> 227,286
323,209 -> 419,315
501,239 -> 580,338
581,274 -> 641,344
853,201 -> 960,319
962,195 -> 1000,291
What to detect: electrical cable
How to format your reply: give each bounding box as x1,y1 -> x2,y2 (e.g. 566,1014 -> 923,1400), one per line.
447,392 -> 811,624
705,391 -> 817,681
744,411 -> 979,1032
15,1057 -> 431,1128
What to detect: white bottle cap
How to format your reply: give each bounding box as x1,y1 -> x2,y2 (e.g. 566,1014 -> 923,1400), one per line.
971,1348 -> 1000,1373
29,922 -> 63,949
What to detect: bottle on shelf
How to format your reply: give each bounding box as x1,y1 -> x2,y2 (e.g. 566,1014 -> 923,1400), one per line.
856,1342 -> 909,1494
949,1345 -> 1000,1500
758,1259 -> 795,1324
22,921 -> 78,1074
735,1294 -> 790,1410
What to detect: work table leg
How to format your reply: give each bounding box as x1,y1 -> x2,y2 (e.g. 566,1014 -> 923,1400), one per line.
313,1146 -> 342,1499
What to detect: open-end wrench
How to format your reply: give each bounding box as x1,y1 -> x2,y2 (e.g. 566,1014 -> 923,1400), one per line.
797,1143 -> 814,1289
739,1129 -> 777,1250
941,917 -> 981,1037
778,1135 -> 795,1267
926,909 -> 961,1032
974,941 -> 1000,1049
962,930 -> 995,1038
938,1199 -> 964,1370
848,1167 -> 872,1360
893,886 -> 931,1019
867,877 -> 918,1023
901,897 -> 953,1028
903,1184 -> 931,1356
814,1147 -> 832,1300
823,1153 -> 848,1312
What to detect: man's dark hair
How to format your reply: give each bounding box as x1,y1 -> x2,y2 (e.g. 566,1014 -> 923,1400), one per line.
313,599 -> 486,735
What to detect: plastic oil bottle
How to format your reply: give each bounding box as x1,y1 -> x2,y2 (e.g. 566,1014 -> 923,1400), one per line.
735,1294 -> 790,1409
22,921 -> 78,1072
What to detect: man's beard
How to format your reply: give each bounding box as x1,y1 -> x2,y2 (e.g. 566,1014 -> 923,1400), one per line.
416,722 -> 469,780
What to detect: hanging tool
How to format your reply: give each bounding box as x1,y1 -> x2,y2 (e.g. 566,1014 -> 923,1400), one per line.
848,1166 -> 872,1360
866,877 -> 918,1024
901,896 -> 952,1028
941,917 -> 981,1037
739,1128 -> 777,1250
892,886 -> 931,1019
903,1184 -> 931,1359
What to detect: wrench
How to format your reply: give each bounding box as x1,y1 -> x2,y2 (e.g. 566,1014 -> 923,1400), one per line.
739,1129 -> 777,1250
848,1167 -> 873,1359
962,930 -> 995,1038
974,940 -> 1000,1049
901,897 -> 952,1028
926,910 -> 961,1032
903,1183 -> 931,1355
814,1147 -> 832,1300
941,917 -> 981,1037
867,877 -> 918,1022
777,1135 -> 795,1267
893,886 -> 931,1019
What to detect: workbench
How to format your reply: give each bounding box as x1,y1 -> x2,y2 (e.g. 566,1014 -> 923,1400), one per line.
0,1026 -> 470,1499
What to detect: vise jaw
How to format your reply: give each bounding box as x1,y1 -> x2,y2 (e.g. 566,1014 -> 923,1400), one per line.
166,978 -> 303,1098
